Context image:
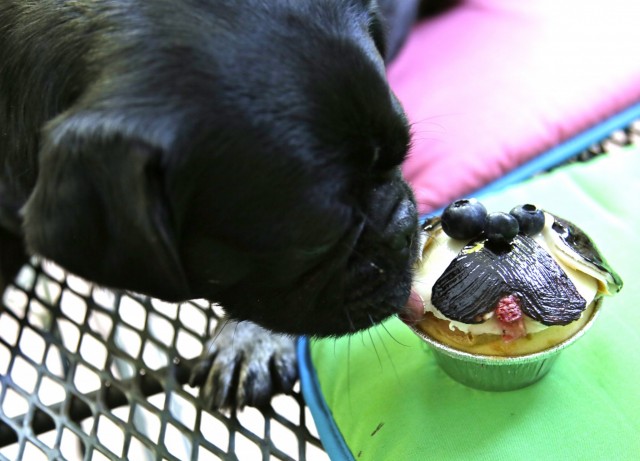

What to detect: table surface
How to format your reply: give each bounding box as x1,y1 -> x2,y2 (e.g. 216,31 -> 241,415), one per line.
0,259 -> 329,461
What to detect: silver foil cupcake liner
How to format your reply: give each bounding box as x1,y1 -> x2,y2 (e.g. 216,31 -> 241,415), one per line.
410,299 -> 602,391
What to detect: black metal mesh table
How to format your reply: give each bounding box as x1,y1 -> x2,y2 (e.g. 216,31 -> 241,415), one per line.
0,120 -> 637,461
0,260 -> 329,460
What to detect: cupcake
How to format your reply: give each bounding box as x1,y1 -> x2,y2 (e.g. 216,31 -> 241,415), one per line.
407,199 -> 622,390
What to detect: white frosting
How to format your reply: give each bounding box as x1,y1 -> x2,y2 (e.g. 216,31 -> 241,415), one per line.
414,212 -> 599,335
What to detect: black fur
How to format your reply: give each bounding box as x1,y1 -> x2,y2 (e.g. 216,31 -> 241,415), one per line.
1,0 -> 421,407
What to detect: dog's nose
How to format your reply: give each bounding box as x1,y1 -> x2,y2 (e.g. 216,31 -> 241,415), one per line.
386,198 -> 418,252
389,227 -> 413,251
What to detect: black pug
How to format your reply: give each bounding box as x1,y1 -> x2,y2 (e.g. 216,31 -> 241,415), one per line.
0,0 -> 427,408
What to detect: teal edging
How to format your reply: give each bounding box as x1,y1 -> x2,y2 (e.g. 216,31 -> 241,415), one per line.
297,337 -> 355,461
298,100 -> 640,460
422,101 -> 640,220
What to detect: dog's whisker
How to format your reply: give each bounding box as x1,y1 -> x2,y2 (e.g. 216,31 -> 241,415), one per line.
338,232 -> 385,274
344,308 -> 356,332
369,261 -> 385,275
366,323 -> 383,371
372,318 -> 400,381
231,319 -> 242,350
337,234 -> 360,255
380,314 -> 409,347
347,334 -> 354,417
208,316 -> 233,352
408,112 -> 461,129
367,313 -> 376,328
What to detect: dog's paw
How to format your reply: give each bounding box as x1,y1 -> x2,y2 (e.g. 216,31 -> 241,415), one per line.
189,319 -> 298,409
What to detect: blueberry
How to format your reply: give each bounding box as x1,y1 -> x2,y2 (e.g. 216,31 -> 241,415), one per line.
510,204 -> 545,235
441,198 -> 487,240
484,212 -> 519,243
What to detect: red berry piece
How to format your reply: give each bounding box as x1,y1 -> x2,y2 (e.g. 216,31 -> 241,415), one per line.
495,295 -> 523,324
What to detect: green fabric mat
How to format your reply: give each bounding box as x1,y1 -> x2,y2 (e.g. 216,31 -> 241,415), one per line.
310,147 -> 640,460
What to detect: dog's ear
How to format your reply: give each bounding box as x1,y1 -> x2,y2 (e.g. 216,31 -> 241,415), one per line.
22,117 -> 191,300
371,0 -> 420,62
354,0 -> 389,59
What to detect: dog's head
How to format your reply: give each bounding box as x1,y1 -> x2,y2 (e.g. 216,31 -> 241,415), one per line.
22,0 -> 420,337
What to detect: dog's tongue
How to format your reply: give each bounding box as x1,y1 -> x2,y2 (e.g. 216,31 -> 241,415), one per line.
398,288 -> 425,325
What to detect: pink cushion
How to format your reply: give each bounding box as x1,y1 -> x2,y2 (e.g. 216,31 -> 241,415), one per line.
390,0 -> 640,214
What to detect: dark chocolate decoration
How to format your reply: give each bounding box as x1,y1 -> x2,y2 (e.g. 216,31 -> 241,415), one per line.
551,215 -> 623,293
431,234 -> 587,326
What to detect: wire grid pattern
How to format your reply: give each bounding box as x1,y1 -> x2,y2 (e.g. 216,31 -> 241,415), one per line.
0,119 -> 638,461
0,262 -> 328,461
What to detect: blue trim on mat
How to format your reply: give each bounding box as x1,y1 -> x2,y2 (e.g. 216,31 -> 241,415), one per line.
422,101 -> 640,220
472,102 -> 640,200
297,337 -> 355,461
299,101 -> 640,458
